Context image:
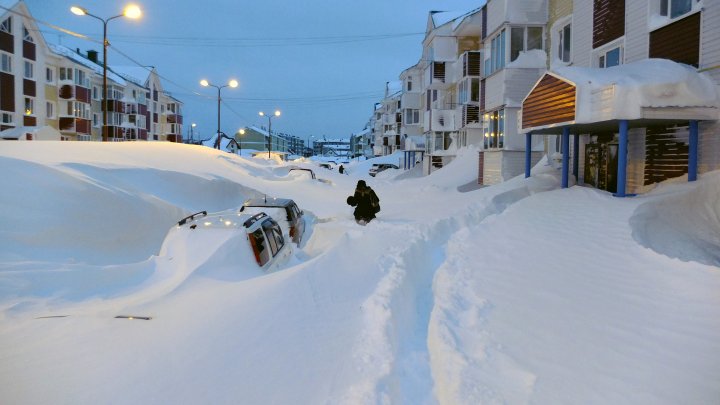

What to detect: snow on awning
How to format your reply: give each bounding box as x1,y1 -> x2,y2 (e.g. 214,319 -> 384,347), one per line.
521,59 -> 720,133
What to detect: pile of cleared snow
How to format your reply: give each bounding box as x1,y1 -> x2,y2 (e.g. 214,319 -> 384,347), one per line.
630,172 -> 720,266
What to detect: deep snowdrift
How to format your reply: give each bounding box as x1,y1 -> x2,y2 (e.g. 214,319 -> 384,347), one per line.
630,172 -> 720,266
0,142 -> 718,405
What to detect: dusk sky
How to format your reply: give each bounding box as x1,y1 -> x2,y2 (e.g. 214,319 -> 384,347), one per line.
23,0 -> 482,142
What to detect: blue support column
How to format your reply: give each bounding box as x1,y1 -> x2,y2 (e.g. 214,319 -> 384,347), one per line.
561,127 -> 570,188
688,120 -> 699,181
616,120 -> 629,197
573,134 -> 580,180
525,132 -> 532,178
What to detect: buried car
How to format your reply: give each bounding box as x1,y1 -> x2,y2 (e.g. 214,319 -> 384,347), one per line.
240,198 -> 306,245
368,163 -> 399,177
169,210 -> 292,272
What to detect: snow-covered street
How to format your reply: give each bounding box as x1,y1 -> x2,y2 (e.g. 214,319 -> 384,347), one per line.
1,142 -> 719,404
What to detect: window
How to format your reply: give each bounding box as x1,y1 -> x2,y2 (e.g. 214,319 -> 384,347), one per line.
46,67 -> 54,83
459,78 -> 479,104
483,109 -> 505,149
0,17 -> 11,34
46,102 -> 54,119
93,113 -> 99,127
23,61 -> 33,79
510,26 -> 544,62
404,109 -> 420,125
598,46 -> 622,68
660,0 -> 694,18
24,98 -> 34,115
558,23 -> 571,63
22,25 -> 33,42
93,86 -> 99,100
74,69 -> 88,87
0,53 -> 11,73
71,102 -> 90,119
250,228 -> 270,266
59,67 -> 73,81
487,29 -> 507,75
406,77 -> 413,92
1,112 -> 13,125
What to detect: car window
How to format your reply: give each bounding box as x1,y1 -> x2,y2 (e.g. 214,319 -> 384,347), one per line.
271,222 -> 285,250
262,219 -> 279,256
249,228 -> 270,266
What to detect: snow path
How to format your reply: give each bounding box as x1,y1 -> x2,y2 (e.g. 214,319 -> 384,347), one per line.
339,172 -> 561,404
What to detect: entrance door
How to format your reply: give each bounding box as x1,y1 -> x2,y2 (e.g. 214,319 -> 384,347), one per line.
584,141 -> 618,193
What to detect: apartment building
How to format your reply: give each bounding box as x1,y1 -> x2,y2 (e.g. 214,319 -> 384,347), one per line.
374,81 -> 402,156
372,3 -> 547,182
0,0 -> 183,142
520,0 -> 720,195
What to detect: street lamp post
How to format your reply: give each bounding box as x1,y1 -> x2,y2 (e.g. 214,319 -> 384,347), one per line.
237,128 -> 245,155
189,122 -> 196,143
259,110 -> 280,158
200,78 -> 238,149
71,4 -> 141,142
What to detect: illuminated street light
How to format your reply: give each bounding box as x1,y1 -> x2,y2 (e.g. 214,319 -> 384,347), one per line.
71,4 -> 142,142
200,79 -> 239,149
259,110 -> 281,158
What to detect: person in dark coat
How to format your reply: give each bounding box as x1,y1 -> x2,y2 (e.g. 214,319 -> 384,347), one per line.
338,165 -> 345,174
347,180 -> 380,225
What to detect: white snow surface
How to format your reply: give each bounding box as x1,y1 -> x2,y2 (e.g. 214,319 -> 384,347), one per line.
1,142 -> 719,404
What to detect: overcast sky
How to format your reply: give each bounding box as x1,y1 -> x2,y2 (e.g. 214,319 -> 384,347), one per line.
24,0 -> 482,141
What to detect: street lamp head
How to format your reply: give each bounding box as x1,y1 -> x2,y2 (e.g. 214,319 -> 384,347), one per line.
274,110 -> 281,117
191,123 -> 197,128
70,6 -> 87,16
200,79 -> 209,87
239,128 -> 245,135
258,111 -> 265,117
228,79 -> 239,88
123,4 -> 142,19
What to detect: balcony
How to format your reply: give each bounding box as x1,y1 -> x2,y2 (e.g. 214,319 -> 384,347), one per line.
461,104 -> 481,128
424,61 -> 453,90
424,107 -> 459,132
457,51 -> 482,79
165,114 -> 183,125
401,92 -> 421,109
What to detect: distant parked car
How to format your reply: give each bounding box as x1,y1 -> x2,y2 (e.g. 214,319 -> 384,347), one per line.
169,210 -> 292,272
288,167 -> 316,179
369,163 -> 399,177
318,163 -> 333,170
240,198 -> 306,245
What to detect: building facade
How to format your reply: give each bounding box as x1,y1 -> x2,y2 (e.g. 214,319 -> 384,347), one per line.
0,0 -> 183,142
520,0 -> 720,195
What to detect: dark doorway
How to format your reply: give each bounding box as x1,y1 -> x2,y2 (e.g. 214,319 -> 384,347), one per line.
584,135 -> 618,193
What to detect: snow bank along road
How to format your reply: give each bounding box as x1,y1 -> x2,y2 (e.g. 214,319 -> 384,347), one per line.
0,143 -> 718,404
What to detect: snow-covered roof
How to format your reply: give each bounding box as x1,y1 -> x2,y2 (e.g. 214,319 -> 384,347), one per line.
48,44 -> 126,85
431,10 -> 469,28
111,66 -> 152,87
551,59 -> 720,123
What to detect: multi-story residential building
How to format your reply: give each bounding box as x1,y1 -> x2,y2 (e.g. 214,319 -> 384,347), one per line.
398,64 -> 423,149
520,0 -> 720,196
0,0 -> 59,139
375,81 -> 402,156
419,11 -> 466,172
0,0 -> 182,142
477,0 -> 548,184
